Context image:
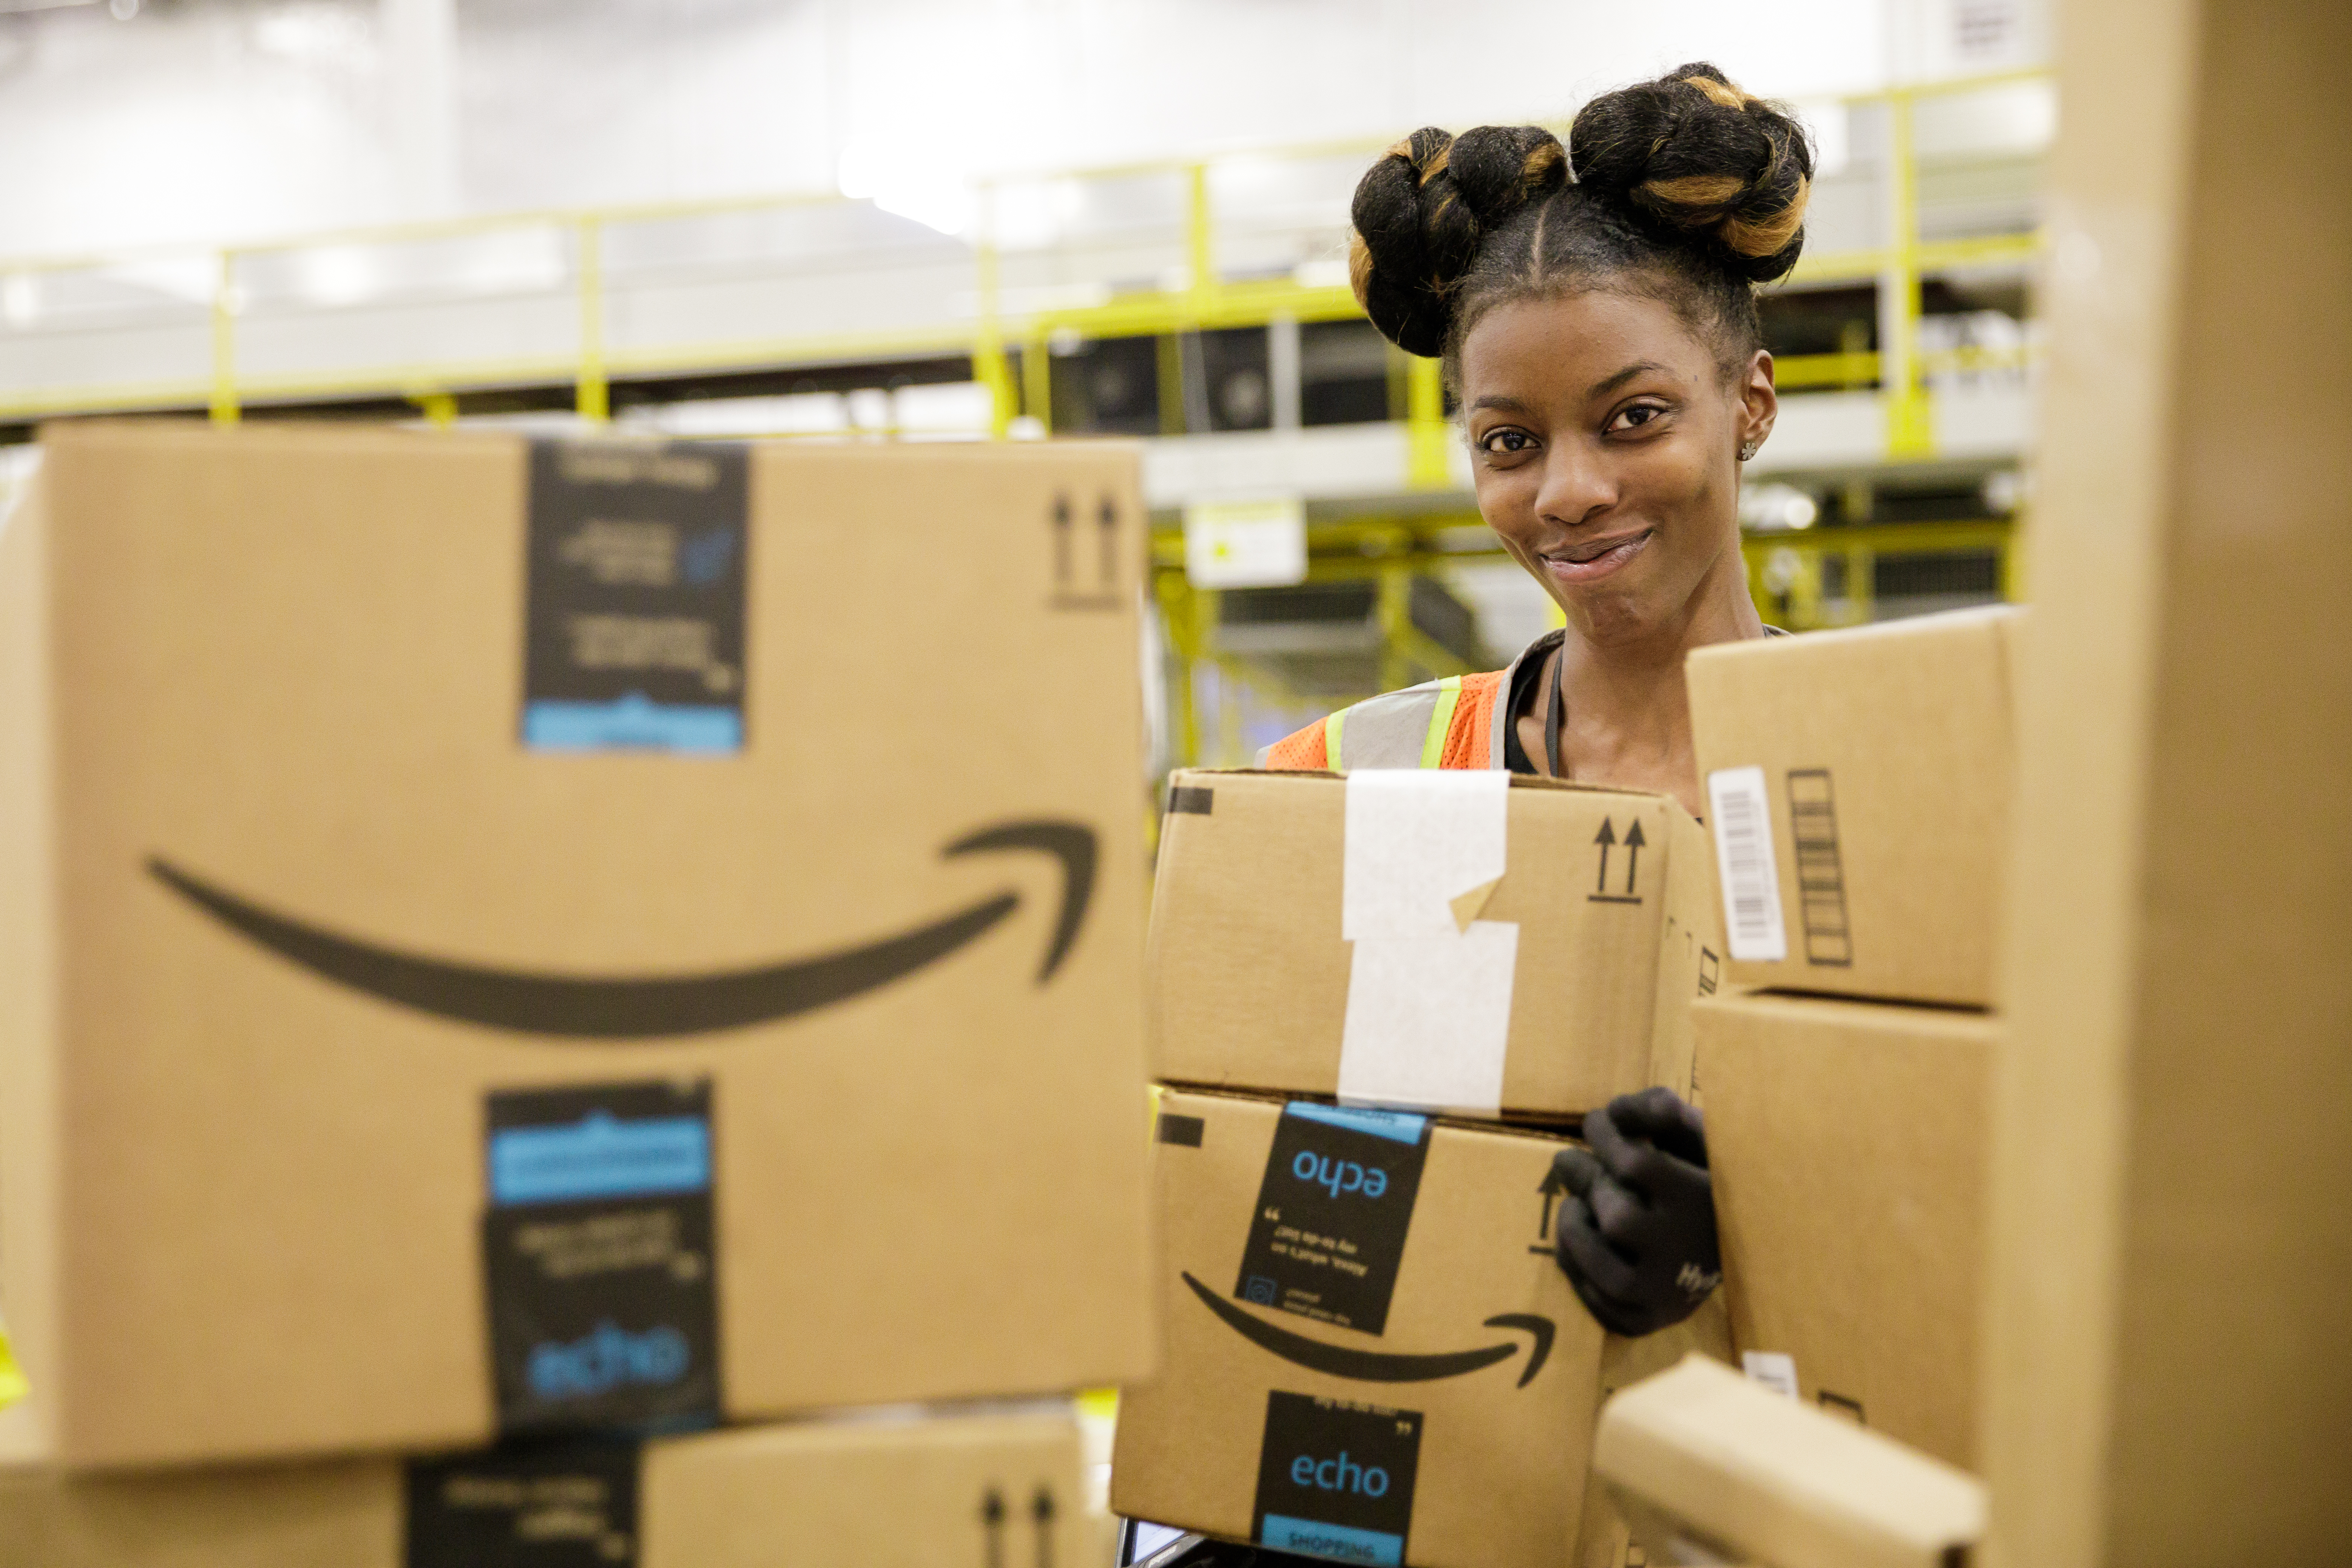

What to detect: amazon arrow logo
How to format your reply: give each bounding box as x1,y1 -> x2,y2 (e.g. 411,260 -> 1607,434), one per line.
144,820 -> 1094,1039
1181,1273 -> 1554,1389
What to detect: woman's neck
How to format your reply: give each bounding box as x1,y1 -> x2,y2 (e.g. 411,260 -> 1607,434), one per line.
1539,551 -> 1767,813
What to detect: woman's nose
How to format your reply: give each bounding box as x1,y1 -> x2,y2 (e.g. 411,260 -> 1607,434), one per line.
1532,441 -> 1616,526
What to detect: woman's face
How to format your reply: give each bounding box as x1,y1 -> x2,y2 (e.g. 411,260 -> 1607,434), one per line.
1459,288 -> 1775,644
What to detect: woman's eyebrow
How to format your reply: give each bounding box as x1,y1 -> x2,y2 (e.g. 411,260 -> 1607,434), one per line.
1469,394 -> 1533,413
1588,360 -> 1673,398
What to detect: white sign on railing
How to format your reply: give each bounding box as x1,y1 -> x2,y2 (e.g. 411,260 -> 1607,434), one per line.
1183,496 -> 1307,589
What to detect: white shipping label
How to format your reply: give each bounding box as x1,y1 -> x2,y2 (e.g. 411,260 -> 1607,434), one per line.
1338,926 -> 1520,1115
1742,1351 -> 1800,1399
1338,770 -> 1519,1114
1708,765 -> 1789,962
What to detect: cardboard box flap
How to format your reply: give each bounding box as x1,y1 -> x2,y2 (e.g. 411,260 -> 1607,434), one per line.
1686,607 -> 2018,1007
1168,768 -> 1671,799
1696,993 -> 1996,1469
1150,770 -> 1721,1118
1594,1355 -> 1982,1568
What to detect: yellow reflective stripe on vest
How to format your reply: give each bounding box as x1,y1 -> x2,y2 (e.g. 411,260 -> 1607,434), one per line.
1325,708 -> 1346,771
0,1312 -> 26,1412
1420,676 -> 1463,768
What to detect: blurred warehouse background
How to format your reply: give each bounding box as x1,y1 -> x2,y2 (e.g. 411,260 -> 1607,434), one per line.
0,0 -> 2051,774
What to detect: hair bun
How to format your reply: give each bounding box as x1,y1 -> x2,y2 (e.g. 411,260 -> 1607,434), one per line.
1349,123 -> 1566,356
1570,62 -> 1814,283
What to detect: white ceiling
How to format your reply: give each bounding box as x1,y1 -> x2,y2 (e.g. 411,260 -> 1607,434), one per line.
0,0 -> 2048,260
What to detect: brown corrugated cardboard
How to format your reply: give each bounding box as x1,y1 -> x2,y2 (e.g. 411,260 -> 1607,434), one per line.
1566,1301 -> 1737,1568
1984,1 -> 2352,1557
0,1404 -> 1087,1568
1695,993 -> 1995,1471
1593,1354 -> 1983,1568
1685,607 -> 2017,1008
0,422 -> 1154,1470
1111,1089 -> 1730,1568
1147,770 -> 1721,1119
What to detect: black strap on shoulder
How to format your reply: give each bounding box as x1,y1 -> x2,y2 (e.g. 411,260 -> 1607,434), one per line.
1543,641 -> 1566,781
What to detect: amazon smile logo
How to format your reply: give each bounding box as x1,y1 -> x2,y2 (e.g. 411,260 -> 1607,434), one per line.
145,820 -> 1094,1039
1181,1273 -> 1554,1389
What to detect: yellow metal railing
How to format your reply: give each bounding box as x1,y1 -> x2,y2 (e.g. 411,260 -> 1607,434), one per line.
1743,520 -> 2020,632
0,67 -> 2047,459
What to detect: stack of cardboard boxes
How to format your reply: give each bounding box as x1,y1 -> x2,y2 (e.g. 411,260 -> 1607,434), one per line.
1685,608 -> 2018,1473
1113,767 -> 1731,1568
0,424 -> 1160,1564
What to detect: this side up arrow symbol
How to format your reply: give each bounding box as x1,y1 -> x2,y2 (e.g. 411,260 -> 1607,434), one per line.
981,1488 -> 1006,1568
1536,1161 -> 1571,1245
1031,1487 -> 1057,1568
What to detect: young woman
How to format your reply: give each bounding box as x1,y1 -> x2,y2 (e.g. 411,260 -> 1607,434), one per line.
1264,64 -> 1814,1341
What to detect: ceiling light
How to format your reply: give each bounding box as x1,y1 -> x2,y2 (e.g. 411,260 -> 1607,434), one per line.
2,274 -> 36,328
1740,483 -> 1821,534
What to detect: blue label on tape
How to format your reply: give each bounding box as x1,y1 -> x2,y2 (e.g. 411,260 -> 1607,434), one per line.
489,1111 -> 711,1206
1257,1516 -> 1404,1567
522,696 -> 742,754
1283,1102 -> 1429,1146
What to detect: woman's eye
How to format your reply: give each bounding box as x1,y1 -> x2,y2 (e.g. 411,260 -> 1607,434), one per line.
1480,429 -> 1535,454
1608,403 -> 1667,432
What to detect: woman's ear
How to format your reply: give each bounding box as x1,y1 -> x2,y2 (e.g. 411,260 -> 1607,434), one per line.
1738,349 -> 1779,455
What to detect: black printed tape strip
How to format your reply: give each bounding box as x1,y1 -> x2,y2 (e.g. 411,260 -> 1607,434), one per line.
521,439 -> 751,755
1156,1113 -> 1206,1147
1233,1103 -> 1431,1338
1252,1391 -> 1421,1567
1167,786 -> 1215,816
404,1438 -> 640,1568
481,1079 -> 721,1436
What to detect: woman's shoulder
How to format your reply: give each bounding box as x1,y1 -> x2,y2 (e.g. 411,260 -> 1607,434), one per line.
1258,667 -> 1512,772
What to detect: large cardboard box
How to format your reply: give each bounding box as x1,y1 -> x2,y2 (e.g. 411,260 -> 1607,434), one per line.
1592,1354 -> 1984,1568
1685,607 -> 2018,1008
1147,770 -> 1721,1119
1695,993 -> 1996,1471
1982,6 -> 2352,1558
1111,1090 -> 1729,1568
0,1403 -> 1090,1568
0,423 -> 1155,1470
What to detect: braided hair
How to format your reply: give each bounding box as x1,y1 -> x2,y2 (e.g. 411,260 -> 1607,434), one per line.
1349,64 -> 1813,377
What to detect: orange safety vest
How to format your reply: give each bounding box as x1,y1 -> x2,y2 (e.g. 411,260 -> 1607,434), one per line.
1260,631 -> 1557,772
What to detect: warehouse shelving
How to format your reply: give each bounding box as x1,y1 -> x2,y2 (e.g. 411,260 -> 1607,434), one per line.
0,68 -> 2045,769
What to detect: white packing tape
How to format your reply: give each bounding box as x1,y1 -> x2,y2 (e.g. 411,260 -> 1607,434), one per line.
1337,770 -> 1517,1113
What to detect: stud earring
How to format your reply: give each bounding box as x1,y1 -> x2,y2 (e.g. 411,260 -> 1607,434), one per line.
1738,439 -> 1759,461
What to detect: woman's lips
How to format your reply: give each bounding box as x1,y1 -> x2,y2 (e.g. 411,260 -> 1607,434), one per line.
1542,529 -> 1653,584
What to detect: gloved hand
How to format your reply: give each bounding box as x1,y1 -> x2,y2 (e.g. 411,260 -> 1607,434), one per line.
1551,1086 -> 1721,1337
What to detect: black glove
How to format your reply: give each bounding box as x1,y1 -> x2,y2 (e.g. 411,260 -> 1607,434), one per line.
1551,1086 -> 1721,1337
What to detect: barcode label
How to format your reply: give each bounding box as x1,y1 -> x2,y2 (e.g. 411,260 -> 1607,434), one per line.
1742,1351 -> 1799,1399
1787,769 -> 1854,967
1707,766 -> 1788,962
